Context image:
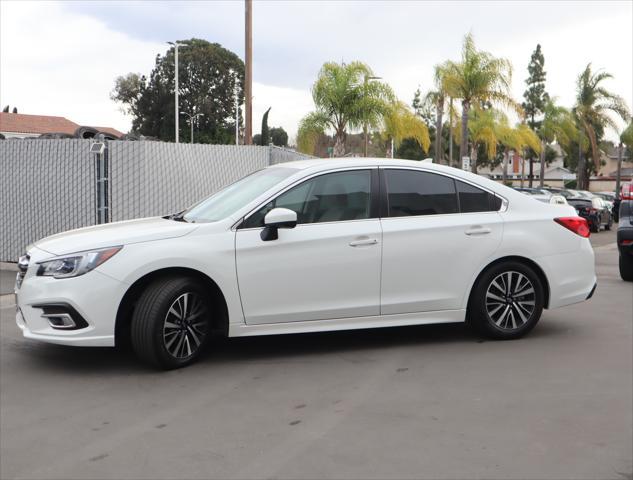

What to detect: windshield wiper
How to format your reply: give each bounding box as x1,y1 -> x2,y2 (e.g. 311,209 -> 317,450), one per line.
165,210 -> 188,222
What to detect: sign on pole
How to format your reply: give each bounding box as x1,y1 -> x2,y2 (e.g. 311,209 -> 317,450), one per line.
461,156 -> 471,172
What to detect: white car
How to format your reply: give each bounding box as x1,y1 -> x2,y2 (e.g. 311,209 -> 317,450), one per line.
15,159 -> 597,369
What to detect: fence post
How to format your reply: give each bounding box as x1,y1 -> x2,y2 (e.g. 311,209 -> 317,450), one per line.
91,140 -> 109,224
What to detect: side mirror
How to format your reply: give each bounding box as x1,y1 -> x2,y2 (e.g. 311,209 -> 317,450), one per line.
261,208 -> 297,241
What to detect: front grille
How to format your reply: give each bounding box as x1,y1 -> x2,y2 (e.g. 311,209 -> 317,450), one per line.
15,254 -> 29,290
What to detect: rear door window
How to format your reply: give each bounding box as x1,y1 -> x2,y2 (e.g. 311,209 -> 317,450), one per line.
456,180 -> 502,212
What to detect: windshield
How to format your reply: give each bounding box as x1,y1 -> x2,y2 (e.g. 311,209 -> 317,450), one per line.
183,167 -> 299,223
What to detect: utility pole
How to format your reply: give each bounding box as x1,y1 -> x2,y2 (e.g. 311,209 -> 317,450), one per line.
616,142 -> 624,200
244,0 -> 253,145
235,72 -> 239,145
168,41 -> 186,143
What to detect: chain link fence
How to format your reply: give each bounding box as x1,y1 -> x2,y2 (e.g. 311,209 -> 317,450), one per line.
0,140 -> 312,261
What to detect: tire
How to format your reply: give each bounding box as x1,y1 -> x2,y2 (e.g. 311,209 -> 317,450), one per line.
605,217 -> 612,231
468,261 -> 545,340
620,253 -> 633,282
131,276 -> 212,369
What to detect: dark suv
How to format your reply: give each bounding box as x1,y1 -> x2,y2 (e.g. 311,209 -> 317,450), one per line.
617,182 -> 633,281
568,197 -> 613,232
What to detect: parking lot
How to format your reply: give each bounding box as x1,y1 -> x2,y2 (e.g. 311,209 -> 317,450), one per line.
0,229 -> 631,480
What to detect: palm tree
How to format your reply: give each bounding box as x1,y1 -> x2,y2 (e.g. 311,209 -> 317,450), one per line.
462,107 -> 498,174
617,121 -> 633,197
574,63 -> 630,188
382,101 -> 431,158
297,61 -> 394,156
423,63 -> 450,164
443,33 -> 519,171
537,100 -> 577,187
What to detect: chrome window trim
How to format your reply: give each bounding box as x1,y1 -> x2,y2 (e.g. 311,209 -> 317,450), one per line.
379,166 -> 509,214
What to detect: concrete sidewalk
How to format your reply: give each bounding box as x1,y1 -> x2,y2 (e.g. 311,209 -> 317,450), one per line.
0,262 -> 17,295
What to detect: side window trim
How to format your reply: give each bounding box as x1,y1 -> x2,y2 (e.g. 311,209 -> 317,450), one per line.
377,166 -> 508,218
237,167 -> 378,230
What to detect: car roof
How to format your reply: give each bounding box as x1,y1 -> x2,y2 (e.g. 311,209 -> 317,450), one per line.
272,157 -> 553,211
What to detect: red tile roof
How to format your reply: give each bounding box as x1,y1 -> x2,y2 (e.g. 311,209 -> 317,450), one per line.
0,113 -> 124,138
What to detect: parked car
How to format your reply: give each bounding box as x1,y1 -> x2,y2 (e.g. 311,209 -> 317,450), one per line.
576,190 -> 596,200
594,191 -> 617,221
514,187 -> 552,197
617,182 -> 633,281
567,197 -> 613,232
15,159 -> 597,369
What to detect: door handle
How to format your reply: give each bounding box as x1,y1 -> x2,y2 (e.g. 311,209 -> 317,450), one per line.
465,227 -> 492,236
349,238 -> 378,247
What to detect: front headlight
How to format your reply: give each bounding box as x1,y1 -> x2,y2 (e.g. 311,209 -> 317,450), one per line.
36,246 -> 122,279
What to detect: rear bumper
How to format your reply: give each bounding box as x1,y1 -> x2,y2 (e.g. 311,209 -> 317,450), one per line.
617,225 -> 633,256
536,239 -> 597,309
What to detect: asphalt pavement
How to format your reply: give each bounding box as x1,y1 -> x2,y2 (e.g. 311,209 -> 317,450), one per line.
0,229 -> 631,480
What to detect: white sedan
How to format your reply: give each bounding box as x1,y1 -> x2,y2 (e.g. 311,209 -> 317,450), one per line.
15,159 -> 597,369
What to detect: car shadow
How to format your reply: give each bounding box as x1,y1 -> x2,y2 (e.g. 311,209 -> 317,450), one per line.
8,319 -> 571,374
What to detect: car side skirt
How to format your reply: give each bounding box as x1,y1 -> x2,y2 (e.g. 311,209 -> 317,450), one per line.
228,310 -> 465,337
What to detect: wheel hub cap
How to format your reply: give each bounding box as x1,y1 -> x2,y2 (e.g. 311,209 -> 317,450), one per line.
485,271 -> 536,330
163,292 -> 209,359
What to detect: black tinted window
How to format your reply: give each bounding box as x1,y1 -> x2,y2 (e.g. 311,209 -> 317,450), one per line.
456,180 -> 501,212
385,170 -> 458,217
242,170 -> 371,228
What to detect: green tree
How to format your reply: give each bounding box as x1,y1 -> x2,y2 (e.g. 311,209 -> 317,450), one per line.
260,107 -> 271,145
297,61 -> 394,156
423,63 -> 450,164
270,127 -> 288,147
522,44 -> 549,186
382,100 -> 431,157
537,100 -> 577,187
111,38 -> 244,143
443,33 -> 519,172
573,63 -> 630,188
616,121 -> 633,196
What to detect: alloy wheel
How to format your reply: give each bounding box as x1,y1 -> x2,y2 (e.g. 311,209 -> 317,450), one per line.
485,271 -> 536,330
163,292 -> 209,359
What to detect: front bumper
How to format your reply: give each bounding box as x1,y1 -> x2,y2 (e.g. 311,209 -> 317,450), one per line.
15,249 -> 127,347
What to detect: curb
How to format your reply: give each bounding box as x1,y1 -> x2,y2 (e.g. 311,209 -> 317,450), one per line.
1,262 -> 18,272
1,294 -> 15,307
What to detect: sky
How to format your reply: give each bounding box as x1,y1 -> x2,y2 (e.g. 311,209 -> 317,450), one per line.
1,0 -> 632,142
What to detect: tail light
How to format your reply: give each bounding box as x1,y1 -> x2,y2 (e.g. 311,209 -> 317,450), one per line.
554,217 -> 590,238
621,183 -> 633,200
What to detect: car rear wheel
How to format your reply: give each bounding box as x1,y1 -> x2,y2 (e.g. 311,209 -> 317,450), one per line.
468,262 -> 545,339
620,253 -> 633,281
131,276 -> 211,369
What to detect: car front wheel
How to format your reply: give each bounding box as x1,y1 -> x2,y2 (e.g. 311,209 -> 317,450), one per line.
131,276 -> 211,369
469,262 -> 545,339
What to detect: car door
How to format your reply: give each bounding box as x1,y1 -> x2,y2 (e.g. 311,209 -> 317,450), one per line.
235,168 -> 382,325
379,168 -> 504,315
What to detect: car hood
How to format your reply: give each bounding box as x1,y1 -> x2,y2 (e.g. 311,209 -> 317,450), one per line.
34,217 -> 198,256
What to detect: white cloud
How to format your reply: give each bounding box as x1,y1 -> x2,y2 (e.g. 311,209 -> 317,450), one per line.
2,0 -> 631,142
0,1 -> 163,132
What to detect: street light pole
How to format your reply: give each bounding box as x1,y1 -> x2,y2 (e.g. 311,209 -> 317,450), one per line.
363,75 -> 381,157
244,0 -> 253,145
168,41 -> 186,143
180,111 -> 204,143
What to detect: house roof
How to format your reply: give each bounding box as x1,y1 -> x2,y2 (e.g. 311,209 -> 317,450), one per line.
0,113 -> 123,138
